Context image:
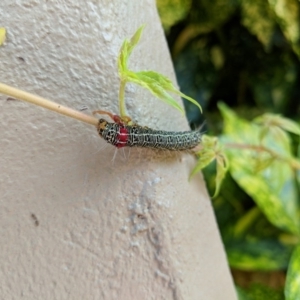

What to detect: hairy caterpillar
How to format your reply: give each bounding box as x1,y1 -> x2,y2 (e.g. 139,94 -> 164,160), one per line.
93,111 -> 201,151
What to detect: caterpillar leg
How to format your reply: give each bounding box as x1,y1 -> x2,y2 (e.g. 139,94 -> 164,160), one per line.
93,110 -> 116,121
93,110 -> 132,125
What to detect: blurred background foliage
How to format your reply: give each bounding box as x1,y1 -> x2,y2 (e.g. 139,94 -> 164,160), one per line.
156,0 -> 300,299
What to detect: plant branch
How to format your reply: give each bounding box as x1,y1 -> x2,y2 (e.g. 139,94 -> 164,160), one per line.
0,82 -> 98,126
119,79 -> 127,118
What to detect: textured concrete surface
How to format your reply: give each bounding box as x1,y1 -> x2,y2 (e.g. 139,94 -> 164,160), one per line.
0,1 -> 237,299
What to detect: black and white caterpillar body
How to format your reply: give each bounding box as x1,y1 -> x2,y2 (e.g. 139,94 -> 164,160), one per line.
96,117 -> 202,151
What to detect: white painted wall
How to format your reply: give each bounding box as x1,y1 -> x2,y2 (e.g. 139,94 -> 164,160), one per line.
0,1 -> 237,299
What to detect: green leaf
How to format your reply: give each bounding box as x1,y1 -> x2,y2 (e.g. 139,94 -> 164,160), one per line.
124,70 -> 184,113
135,70 -> 202,113
253,156 -> 276,173
233,207 -> 261,237
241,0 -> 276,50
192,136 -> 219,170
190,151 -> 216,179
156,0 -> 192,31
255,113 -> 300,136
117,26 -> 202,116
218,102 -> 300,234
129,25 -> 145,52
118,25 -> 145,73
285,245 -> 300,300
214,153 -> 229,197
297,144 -> 300,187
268,0 -> 300,58
177,90 -> 203,113
190,135 -> 228,196
227,238 -> 292,271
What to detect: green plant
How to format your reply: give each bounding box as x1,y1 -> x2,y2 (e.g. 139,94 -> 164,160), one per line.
156,0 -> 300,298
1,17 -> 300,298
117,25 -> 202,121
117,30 -> 300,299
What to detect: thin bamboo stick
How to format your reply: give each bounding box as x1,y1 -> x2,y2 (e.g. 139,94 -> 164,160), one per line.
0,82 -> 99,126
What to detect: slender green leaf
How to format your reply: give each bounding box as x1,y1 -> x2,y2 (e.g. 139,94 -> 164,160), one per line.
128,25 -> 145,54
176,90 -> 202,113
285,245 -> 300,300
118,25 -> 145,73
118,39 -> 128,73
214,153 -> 229,197
233,207 -> 261,238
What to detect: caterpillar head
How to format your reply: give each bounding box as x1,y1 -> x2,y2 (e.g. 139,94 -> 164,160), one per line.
97,119 -> 108,135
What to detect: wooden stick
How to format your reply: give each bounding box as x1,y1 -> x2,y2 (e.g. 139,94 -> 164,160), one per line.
0,82 -> 98,126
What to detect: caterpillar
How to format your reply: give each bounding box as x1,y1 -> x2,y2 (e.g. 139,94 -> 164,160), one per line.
93,110 -> 201,151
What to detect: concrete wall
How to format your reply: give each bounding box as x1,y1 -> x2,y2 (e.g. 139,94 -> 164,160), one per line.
0,1 -> 237,299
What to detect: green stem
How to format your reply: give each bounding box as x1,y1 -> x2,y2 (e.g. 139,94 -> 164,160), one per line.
119,79 -> 127,118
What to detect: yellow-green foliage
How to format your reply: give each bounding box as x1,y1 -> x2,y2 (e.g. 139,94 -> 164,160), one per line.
117,26 -> 202,118
0,27 -> 6,46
